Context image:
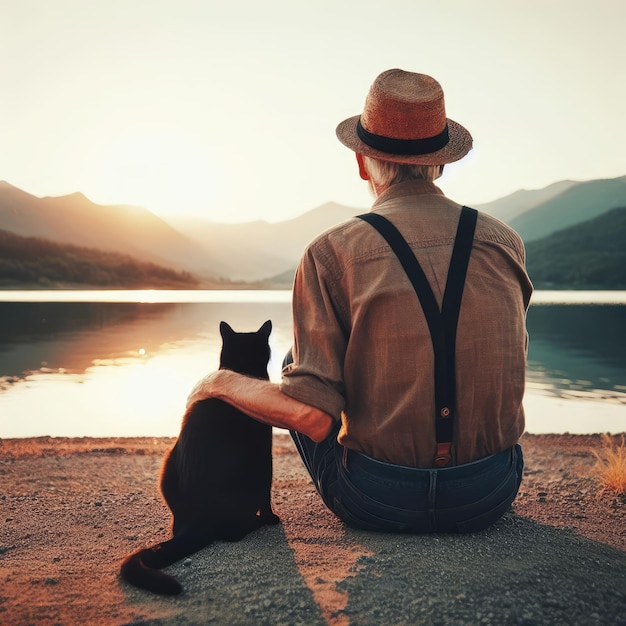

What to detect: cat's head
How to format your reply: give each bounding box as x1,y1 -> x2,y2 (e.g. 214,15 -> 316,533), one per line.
218,320 -> 272,379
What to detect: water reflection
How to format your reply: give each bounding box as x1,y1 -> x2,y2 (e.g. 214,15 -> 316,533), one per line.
0,302 -> 177,377
0,302 -> 293,380
526,304 -> 626,400
0,296 -> 624,437
0,301 -> 295,438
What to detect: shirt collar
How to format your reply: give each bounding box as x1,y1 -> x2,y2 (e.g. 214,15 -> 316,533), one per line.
371,179 -> 445,209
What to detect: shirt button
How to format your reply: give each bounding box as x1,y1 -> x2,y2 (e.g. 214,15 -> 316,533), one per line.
440,407 -> 450,417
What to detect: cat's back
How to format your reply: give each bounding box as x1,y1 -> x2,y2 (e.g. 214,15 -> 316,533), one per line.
182,398 -> 270,443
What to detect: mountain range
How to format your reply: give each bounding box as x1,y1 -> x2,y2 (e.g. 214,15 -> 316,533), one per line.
0,174 -> 625,287
0,182 -> 226,280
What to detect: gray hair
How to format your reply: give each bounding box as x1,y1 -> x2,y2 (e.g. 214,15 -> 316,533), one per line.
363,156 -> 443,189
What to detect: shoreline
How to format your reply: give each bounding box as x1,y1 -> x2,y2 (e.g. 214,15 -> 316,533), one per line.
1,433 -> 625,625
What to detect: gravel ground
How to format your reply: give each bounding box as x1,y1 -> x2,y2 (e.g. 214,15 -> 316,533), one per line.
0,433 -> 624,625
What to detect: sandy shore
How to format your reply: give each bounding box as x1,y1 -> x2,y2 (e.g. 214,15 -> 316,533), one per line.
1,433 -> 625,625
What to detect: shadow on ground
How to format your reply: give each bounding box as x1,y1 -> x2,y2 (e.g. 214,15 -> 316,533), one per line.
120,512 -> 626,626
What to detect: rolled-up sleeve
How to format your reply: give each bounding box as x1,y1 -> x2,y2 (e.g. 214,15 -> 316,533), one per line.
279,244 -> 347,421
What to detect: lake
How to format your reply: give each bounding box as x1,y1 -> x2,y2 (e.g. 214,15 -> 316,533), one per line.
0,290 -> 624,438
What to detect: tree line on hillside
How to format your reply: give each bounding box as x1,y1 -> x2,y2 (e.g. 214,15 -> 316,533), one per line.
524,206 -> 626,289
0,229 -> 198,288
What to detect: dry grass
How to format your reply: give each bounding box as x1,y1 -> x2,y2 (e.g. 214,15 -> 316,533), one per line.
592,434 -> 626,496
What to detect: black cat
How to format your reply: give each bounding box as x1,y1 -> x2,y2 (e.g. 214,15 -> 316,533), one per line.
120,320 -> 279,595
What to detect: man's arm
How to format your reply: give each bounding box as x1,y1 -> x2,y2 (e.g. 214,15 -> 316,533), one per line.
187,369 -> 335,443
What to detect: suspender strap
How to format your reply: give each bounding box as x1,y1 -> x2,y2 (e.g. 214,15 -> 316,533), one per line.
440,207 -> 478,446
357,206 -> 478,467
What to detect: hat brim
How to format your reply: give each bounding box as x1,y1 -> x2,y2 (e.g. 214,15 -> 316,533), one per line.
336,115 -> 473,165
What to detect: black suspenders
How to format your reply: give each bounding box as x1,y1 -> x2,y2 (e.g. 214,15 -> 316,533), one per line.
357,206 -> 478,467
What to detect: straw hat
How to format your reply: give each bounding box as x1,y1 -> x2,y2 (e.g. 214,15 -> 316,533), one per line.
336,69 -> 472,165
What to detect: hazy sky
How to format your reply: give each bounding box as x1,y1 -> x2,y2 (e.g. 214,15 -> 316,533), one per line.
1,0 -> 624,222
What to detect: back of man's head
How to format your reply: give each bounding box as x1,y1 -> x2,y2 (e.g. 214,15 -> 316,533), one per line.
363,157 -> 443,192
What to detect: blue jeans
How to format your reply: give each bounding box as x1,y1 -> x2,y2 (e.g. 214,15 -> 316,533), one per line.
290,421 -> 523,533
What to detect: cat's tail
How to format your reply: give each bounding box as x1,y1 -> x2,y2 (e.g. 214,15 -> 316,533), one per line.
120,529 -> 212,595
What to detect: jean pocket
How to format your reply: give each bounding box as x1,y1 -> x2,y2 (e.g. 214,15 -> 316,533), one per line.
331,497 -> 388,532
335,471 -> 431,532
454,470 -> 519,533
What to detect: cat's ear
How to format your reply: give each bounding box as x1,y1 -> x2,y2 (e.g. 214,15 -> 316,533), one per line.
220,321 -> 235,339
258,320 -> 272,338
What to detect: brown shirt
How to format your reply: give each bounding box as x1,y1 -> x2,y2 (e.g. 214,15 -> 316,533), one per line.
280,180 -> 533,468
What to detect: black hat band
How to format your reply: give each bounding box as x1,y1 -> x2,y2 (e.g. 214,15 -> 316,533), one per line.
356,118 -> 450,156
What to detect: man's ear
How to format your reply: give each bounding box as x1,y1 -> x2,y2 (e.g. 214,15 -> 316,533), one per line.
356,153 -> 369,181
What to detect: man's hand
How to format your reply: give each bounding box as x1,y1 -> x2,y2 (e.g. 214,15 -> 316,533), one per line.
186,370 -> 224,409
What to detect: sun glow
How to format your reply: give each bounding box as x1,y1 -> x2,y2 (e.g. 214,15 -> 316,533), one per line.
94,131 -> 225,218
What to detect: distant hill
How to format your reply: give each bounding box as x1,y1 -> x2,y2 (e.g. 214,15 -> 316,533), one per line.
0,229 -> 199,288
475,179 -> 578,223
525,206 -> 626,289
168,202 -> 359,280
0,181 -> 225,279
506,175 -> 626,242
